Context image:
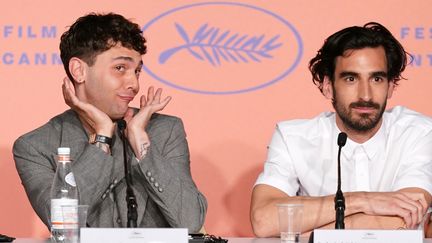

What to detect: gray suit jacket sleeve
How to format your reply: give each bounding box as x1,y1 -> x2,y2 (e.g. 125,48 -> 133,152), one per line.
13,135 -> 55,227
136,115 -> 207,232
13,111 -> 120,227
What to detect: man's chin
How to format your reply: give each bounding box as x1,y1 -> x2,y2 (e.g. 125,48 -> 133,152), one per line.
352,110 -> 379,121
348,117 -> 381,132
108,111 -> 128,120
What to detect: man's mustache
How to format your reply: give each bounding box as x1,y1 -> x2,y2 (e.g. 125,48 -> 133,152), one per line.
349,100 -> 380,109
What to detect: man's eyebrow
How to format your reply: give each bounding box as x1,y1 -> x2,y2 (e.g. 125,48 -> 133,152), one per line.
338,71 -> 359,78
112,56 -> 135,62
371,71 -> 388,77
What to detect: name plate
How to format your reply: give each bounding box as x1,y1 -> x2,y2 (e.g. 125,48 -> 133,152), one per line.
313,229 -> 422,243
81,228 -> 188,243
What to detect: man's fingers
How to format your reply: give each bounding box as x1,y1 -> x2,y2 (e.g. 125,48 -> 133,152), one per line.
400,192 -> 428,214
62,77 -> 84,108
398,208 -> 413,228
62,78 -> 74,107
123,108 -> 134,124
140,95 -> 147,108
392,194 -> 422,226
154,88 -> 162,102
396,193 -> 425,224
143,87 -> 170,109
147,86 -> 155,102
161,96 -> 172,108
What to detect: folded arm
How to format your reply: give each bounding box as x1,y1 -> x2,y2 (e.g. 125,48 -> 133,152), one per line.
251,184 -> 431,237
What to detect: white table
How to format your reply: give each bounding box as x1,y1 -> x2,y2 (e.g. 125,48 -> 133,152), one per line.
11,238 -> 432,243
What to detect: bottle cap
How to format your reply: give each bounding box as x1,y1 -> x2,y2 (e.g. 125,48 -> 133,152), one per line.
57,147 -> 70,155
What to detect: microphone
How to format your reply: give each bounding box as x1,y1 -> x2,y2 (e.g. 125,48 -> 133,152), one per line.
335,132 -> 347,229
117,119 -> 138,228
308,132 -> 348,242
117,119 -> 126,131
338,132 -> 347,147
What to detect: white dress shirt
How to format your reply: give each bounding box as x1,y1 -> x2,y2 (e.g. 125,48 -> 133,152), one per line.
255,106 -> 432,197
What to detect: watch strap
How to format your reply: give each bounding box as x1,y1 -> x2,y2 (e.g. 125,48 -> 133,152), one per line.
89,134 -> 112,146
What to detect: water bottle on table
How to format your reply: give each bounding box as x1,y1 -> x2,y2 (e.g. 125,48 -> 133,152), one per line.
50,147 -> 78,243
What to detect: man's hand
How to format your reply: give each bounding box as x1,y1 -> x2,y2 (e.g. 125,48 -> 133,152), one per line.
350,190 -> 428,229
62,77 -> 114,136
125,86 -> 171,159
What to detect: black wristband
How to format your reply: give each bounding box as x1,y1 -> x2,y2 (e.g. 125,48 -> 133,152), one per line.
89,134 -> 112,146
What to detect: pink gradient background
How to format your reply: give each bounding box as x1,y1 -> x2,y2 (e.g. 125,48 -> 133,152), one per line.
1,0 -> 431,238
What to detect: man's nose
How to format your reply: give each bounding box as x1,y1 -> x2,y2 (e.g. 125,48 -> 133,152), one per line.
126,74 -> 139,93
358,79 -> 371,101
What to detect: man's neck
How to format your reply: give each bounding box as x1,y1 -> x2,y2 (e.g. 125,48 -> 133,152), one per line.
335,116 -> 383,144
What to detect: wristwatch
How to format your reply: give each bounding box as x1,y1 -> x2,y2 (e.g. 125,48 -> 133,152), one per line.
89,134 -> 113,146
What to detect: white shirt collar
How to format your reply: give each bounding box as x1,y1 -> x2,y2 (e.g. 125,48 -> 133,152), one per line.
336,118 -> 387,161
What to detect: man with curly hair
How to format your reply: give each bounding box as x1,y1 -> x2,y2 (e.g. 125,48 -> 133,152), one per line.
14,13 -> 207,232
251,22 -> 432,236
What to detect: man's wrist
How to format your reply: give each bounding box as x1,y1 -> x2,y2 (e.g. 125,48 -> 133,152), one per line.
89,134 -> 113,146
96,123 -> 115,137
94,141 -> 111,154
89,134 -> 112,155
138,141 -> 150,160
128,130 -> 151,160
345,191 -> 365,215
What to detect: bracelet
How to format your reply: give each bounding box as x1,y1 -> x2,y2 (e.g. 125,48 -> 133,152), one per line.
89,134 -> 113,146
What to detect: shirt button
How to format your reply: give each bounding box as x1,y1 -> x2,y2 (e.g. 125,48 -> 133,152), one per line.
158,187 -> 163,193
101,193 -> 107,199
150,177 -> 155,182
113,179 -> 118,184
146,171 -> 152,177
109,184 -> 115,190
154,182 -> 159,188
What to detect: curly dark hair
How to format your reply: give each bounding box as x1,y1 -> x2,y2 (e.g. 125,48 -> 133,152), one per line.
309,22 -> 411,93
60,13 -> 147,82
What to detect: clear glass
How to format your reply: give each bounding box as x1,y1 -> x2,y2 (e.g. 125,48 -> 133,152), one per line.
60,205 -> 89,243
277,204 -> 303,243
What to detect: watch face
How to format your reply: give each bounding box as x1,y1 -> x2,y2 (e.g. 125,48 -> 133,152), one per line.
96,135 -> 112,146
88,134 -> 112,145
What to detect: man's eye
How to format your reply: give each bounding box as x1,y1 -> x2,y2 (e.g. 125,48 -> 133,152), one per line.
373,77 -> 383,82
115,66 -> 125,71
345,77 -> 355,82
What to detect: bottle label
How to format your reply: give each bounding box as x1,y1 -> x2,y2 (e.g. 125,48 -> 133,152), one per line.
51,198 -> 79,230
65,172 -> 76,187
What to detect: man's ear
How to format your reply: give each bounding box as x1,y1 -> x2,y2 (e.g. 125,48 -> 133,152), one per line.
69,57 -> 87,84
322,77 -> 334,100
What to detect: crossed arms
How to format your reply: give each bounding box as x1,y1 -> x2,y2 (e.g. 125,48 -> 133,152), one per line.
251,184 -> 431,237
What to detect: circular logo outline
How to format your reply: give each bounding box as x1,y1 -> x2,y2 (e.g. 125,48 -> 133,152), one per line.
142,1 -> 303,95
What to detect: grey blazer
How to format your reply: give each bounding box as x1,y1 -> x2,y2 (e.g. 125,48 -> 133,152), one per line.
13,109 -> 207,232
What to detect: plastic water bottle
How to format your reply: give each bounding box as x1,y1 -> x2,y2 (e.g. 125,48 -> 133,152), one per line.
50,147 -> 78,242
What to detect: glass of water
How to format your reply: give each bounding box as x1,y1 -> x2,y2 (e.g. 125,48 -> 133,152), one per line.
277,204 -> 303,243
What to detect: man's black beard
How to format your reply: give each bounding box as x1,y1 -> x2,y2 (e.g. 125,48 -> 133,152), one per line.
332,97 -> 386,132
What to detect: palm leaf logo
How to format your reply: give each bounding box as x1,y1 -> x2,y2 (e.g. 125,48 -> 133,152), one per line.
159,23 -> 283,66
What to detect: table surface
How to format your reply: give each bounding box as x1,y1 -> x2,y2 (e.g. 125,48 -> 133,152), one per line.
11,238 -> 432,243
8,238 -> 281,243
